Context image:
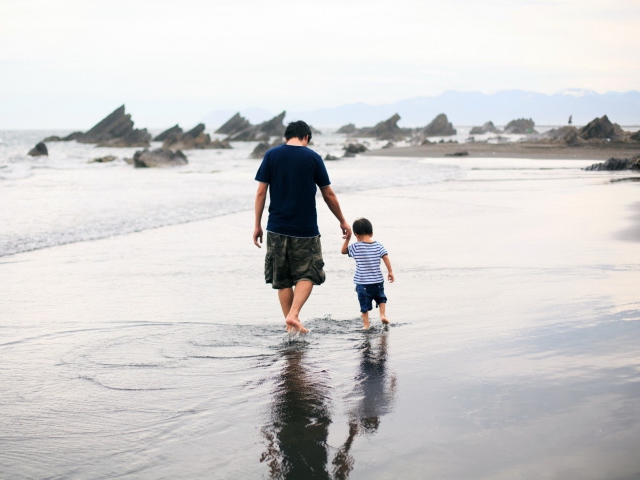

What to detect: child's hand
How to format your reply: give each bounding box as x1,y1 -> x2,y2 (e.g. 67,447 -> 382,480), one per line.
388,272 -> 395,283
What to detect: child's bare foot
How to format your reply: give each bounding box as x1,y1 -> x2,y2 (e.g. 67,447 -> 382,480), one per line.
362,313 -> 370,330
380,315 -> 390,325
286,317 -> 309,334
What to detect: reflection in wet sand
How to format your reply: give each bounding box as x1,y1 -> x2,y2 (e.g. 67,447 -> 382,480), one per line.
261,347 -> 333,479
333,331 -> 397,479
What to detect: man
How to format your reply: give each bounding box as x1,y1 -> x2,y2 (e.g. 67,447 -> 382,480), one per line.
253,120 -> 351,333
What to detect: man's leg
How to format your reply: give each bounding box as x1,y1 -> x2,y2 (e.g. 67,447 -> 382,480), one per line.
284,280 -> 313,333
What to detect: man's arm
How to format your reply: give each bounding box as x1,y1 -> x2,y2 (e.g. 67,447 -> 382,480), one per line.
253,182 -> 268,248
320,185 -> 352,239
382,254 -> 394,282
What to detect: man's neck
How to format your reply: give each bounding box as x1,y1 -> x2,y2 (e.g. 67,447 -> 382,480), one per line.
286,137 -> 308,147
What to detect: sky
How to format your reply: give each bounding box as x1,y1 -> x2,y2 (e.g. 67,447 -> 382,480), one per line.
1,0 -> 639,128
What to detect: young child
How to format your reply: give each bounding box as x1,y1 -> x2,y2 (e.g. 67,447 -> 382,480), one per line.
341,218 -> 395,329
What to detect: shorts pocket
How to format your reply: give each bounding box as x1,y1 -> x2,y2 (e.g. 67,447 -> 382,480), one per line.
264,253 -> 273,284
312,254 -> 326,285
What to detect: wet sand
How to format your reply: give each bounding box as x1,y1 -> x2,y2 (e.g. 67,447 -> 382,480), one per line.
365,141 -> 640,160
1,157 -> 640,479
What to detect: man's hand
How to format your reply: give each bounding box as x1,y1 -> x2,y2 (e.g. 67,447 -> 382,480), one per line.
340,220 -> 352,240
253,226 -> 263,248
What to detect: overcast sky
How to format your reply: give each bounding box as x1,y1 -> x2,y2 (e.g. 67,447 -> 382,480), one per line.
1,0 -> 639,128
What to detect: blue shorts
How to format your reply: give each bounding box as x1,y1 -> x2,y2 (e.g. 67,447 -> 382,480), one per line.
355,282 -> 387,313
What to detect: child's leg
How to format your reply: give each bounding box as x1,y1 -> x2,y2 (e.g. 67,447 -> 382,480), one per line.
379,303 -> 389,324
362,311 -> 370,329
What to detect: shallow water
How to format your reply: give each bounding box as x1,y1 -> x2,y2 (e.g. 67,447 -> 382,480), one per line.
1,131 -> 640,478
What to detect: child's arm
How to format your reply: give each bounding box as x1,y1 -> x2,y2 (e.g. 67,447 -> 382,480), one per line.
382,254 -> 394,282
341,233 -> 351,255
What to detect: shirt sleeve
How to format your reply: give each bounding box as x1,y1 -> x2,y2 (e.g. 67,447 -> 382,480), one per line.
347,244 -> 355,258
255,152 -> 271,184
313,154 -> 331,188
378,243 -> 388,257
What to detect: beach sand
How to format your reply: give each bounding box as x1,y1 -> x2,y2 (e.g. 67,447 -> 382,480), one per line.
1,156 -> 640,478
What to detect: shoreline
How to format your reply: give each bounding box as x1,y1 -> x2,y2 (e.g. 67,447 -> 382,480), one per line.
364,142 -> 640,160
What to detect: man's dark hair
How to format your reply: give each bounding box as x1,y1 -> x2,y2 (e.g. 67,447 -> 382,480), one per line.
284,120 -> 312,141
353,218 -> 373,236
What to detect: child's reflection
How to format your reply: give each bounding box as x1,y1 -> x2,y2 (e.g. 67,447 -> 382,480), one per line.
333,332 -> 397,479
261,348 -> 332,479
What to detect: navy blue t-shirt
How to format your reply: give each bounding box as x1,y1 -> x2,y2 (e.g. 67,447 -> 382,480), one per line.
255,144 -> 331,237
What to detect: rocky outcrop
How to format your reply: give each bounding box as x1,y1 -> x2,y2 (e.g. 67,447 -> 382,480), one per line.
43,131 -> 83,142
343,143 -> 368,157
579,115 -> 616,140
421,114 -> 456,137
469,121 -> 501,135
310,125 -> 322,135
528,126 -> 580,144
250,139 -> 282,159
584,155 -> 640,171
504,118 -> 536,134
71,105 -> 152,147
162,124 -> 232,150
133,148 -> 188,168
337,123 -> 357,134
153,125 -> 183,142
28,142 -> 48,156
445,151 -> 469,157
225,112 -> 286,142
365,114 -> 408,141
215,113 -> 252,135
325,154 -> 340,161
631,130 -> 640,142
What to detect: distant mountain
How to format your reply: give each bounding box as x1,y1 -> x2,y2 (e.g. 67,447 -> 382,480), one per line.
285,90 -> 640,128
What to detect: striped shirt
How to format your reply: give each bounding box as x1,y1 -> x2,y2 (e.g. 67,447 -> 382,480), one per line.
347,241 -> 388,284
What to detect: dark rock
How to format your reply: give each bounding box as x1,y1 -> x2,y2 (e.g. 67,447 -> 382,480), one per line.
43,135 -> 62,142
215,113 -> 251,135
579,115 -> 615,140
133,148 -> 188,168
162,124 -> 232,150
421,139 -> 433,145
421,114 -> 456,137
631,130 -> 640,142
89,155 -> 117,163
469,121 -> 501,135
584,155 -> 640,171
527,126 -> 580,144
504,118 -> 537,134
337,123 -> 357,134
153,125 -> 183,142
62,132 -> 84,141
225,111 -> 286,142
324,154 -> 340,161
445,151 -> 469,157
75,105 -> 151,147
250,139 -> 282,159
382,141 -> 395,149
343,143 -> 368,155
365,114 -> 408,141
310,125 -> 322,135
28,142 -> 48,156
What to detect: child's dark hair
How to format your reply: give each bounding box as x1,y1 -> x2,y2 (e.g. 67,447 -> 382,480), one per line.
353,217 -> 373,236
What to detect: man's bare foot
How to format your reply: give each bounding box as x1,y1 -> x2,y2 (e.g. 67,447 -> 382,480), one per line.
285,317 -> 309,334
380,315 -> 390,325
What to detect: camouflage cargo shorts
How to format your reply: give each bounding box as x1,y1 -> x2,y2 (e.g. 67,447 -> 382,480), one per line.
265,232 -> 326,289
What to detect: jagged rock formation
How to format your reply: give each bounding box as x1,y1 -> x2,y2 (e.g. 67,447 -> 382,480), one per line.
504,118 -> 537,134
584,155 -> 640,171
68,105 -> 152,147
579,115 -> 618,140
631,130 -> 640,142
325,154 -> 340,161
470,121 -> 501,135
365,114 -> 408,141
528,126 -> 580,144
421,114 -> 457,137
133,148 -> 188,168
225,112 -> 286,142
342,143 -> 368,157
28,142 -> 48,156
250,139 -> 283,159
215,113 -> 252,135
153,125 -> 183,142
162,124 -> 231,150
336,123 -> 357,134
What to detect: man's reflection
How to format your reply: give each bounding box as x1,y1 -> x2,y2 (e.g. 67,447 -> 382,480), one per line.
261,347 -> 332,479
333,332 -> 397,479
